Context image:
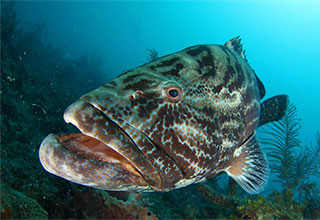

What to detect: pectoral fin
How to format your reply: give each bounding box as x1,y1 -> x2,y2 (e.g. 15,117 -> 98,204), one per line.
225,134 -> 269,194
259,95 -> 289,126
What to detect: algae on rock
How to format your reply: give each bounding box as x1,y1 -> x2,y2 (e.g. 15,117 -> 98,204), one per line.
1,184 -> 48,219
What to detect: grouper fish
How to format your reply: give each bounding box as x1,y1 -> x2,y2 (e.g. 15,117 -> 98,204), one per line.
39,37 -> 288,194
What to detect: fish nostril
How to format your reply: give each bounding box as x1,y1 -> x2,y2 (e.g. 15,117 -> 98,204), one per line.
135,90 -> 143,97
129,90 -> 143,101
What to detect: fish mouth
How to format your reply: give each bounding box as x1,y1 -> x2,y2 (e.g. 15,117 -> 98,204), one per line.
39,99 -> 161,191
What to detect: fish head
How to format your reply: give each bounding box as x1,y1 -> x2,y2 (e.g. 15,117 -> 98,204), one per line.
39,51 -> 209,191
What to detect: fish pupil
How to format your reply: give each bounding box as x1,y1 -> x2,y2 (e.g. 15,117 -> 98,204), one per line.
168,89 -> 179,98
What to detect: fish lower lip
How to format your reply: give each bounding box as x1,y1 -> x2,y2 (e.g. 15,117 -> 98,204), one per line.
39,133 -> 149,190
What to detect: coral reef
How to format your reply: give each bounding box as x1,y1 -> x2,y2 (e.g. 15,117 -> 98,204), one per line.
236,189 -> 304,219
64,188 -> 157,219
197,184 -> 237,209
197,183 -> 304,219
145,180 -> 225,219
35,187 -> 157,219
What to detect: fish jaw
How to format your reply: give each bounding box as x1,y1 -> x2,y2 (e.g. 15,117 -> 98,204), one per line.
39,134 -> 150,191
39,99 -> 163,191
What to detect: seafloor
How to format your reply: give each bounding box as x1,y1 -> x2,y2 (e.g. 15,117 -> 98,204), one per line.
1,4 -> 319,219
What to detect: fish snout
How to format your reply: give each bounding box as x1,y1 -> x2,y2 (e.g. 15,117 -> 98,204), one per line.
39,99 -> 162,191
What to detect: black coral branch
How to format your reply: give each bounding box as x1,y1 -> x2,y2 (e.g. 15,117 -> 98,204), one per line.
260,103 -> 301,189
260,102 -> 320,191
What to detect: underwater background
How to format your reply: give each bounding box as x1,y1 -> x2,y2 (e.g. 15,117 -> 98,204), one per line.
1,1 -> 320,219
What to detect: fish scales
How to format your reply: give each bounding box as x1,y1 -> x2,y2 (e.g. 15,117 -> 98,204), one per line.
39,37 -> 288,193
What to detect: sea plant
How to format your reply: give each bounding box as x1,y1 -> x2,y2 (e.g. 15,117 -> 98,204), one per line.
259,102 -> 320,199
259,103 -> 301,189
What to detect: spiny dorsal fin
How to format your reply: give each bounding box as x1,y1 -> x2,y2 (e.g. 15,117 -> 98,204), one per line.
225,134 -> 269,194
224,36 -> 247,61
225,37 -> 265,99
259,95 -> 289,127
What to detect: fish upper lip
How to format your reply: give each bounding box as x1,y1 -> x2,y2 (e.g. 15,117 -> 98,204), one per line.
70,98 -> 140,158
58,99 -> 150,185
81,98 -> 147,151
81,98 -> 134,143
82,100 -> 150,163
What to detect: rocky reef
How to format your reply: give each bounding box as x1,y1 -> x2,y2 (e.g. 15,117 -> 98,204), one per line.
197,184 -> 304,219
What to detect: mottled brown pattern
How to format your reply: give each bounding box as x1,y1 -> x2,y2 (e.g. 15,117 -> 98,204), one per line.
39,37 -> 273,192
123,79 -> 155,90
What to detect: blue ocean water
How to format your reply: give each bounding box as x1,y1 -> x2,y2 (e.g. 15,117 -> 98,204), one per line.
16,1 -> 320,146
2,1 -> 320,219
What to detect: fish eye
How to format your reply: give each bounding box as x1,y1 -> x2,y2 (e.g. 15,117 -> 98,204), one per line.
168,89 -> 179,98
165,87 -> 182,102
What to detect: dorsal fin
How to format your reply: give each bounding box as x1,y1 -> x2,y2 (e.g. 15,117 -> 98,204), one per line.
254,73 -> 266,99
225,37 -> 265,99
224,36 -> 247,61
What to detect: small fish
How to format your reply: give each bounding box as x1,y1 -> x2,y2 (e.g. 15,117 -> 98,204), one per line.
39,37 -> 288,193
